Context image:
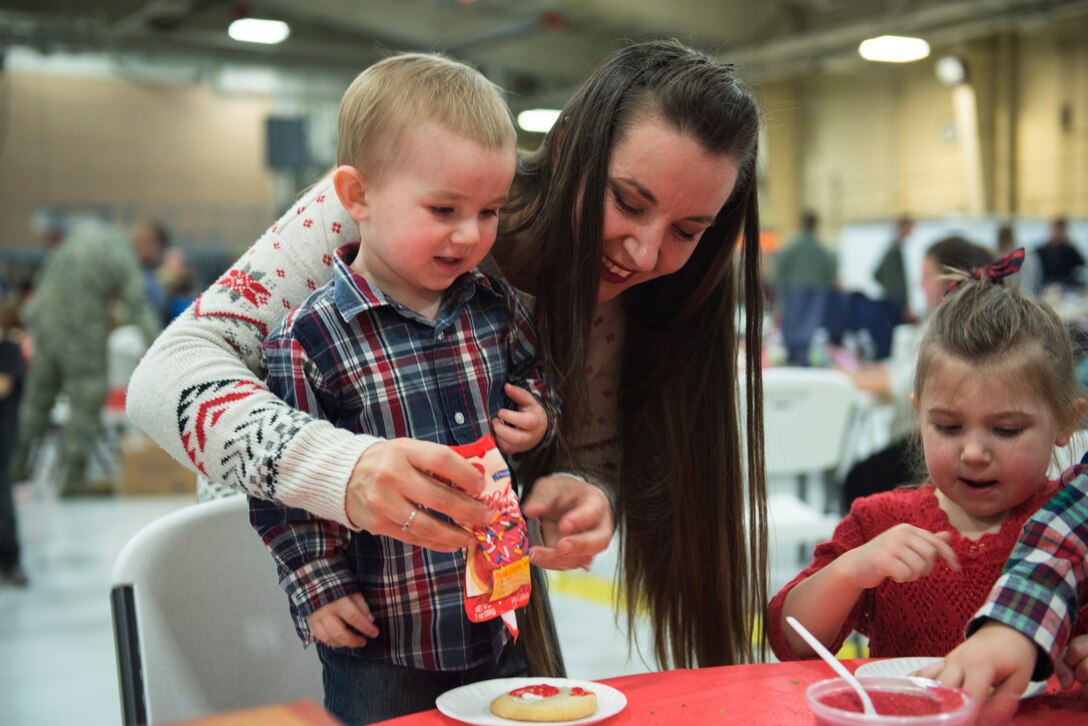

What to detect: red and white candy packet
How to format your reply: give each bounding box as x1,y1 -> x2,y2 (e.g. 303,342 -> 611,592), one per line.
450,435 -> 531,639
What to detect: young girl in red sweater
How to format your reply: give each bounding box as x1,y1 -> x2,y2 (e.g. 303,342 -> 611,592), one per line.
768,249 -> 1088,661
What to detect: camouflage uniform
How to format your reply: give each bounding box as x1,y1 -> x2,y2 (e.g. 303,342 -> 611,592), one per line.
14,221 -> 160,494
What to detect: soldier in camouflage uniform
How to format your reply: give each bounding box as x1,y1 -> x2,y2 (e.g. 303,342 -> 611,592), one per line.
13,220 -> 160,496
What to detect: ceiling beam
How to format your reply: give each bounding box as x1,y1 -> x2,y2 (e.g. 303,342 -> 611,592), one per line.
724,0 -> 1088,79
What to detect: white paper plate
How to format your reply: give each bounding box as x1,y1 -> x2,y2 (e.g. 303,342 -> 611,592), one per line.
855,657 -> 1047,698
436,677 -> 626,726
855,657 -> 944,680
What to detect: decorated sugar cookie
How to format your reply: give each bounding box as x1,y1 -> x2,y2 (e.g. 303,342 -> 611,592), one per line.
489,683 -> 598,722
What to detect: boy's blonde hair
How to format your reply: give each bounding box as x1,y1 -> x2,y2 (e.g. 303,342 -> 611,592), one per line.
914,271 -> 1084,432
337,53 -> 515,180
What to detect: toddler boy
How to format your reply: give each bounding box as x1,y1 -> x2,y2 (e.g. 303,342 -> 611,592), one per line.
249,53 -> 556,724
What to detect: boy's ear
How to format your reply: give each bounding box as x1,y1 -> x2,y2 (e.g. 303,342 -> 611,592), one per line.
909,392 -> 919,414
332,165 -> 369,221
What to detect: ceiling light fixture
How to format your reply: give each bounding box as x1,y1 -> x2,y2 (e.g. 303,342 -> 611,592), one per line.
228,18 -> 290,45
516,109 -> 561,133
935,55 -> 968,86
858,35 -> 930,63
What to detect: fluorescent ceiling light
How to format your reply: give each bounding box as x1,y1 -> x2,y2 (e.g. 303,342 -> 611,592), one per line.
858,35 -> 930,63
517,109 -> 561,133
228,18 -> 290,45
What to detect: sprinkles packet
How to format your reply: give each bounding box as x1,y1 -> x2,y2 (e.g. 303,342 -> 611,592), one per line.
451,435 -> 531,638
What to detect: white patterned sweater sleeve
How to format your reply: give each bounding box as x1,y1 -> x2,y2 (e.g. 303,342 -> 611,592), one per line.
126,177 -> 379,526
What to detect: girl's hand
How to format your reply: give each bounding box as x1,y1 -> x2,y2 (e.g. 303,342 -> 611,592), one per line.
306,593 -> 379,648
522,475 -> 614,570
837,524 -> 960,589
344,439 -> 492,551
493,383 -> 549,454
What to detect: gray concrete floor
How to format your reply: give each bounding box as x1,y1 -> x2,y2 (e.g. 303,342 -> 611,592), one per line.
0,487 -> 191,726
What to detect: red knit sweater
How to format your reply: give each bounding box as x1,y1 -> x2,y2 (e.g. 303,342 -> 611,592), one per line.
767,481 -> 1086,660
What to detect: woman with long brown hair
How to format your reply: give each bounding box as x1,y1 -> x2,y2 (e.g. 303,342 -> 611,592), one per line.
127,39 -> 767,674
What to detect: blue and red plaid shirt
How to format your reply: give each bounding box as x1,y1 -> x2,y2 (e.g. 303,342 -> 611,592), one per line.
249,242 -> 555,671
969,464 -> 1088,680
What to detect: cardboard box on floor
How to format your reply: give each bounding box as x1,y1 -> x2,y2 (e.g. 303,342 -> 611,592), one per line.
120,432 -> 196,496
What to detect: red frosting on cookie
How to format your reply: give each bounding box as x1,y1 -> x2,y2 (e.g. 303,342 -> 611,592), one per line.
507,684 -> 595,699
509,684 -> 560,698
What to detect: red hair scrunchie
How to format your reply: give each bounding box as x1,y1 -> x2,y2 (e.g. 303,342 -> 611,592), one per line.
945,247 -> 1025,295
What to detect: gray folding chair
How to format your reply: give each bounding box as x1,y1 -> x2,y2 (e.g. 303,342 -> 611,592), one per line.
743,367 -> 859,592
110,495 -> 323,724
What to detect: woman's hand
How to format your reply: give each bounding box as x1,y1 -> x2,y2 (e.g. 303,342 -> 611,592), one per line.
344,439 -> 493,551
836,524 -> 960,590
522,475 -> 614,570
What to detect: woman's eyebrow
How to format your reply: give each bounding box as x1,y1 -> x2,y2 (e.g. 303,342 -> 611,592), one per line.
615,177 -> 717,224
616,177 -> 657,205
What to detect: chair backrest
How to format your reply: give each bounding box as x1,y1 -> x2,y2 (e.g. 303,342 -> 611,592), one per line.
761,367 -> 858,479
740,368 -> 856,583
110,495 -> 323,725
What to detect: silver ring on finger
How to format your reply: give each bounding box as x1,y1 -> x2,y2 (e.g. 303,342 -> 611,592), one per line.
401,509 -> 418,533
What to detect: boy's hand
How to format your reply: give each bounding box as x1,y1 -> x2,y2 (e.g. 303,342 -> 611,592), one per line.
1059,634 -> 1088,694
836,524 -> 960,590
492,383 -> 549,454
919,621 -> 1038,711
306,593 -> 380,649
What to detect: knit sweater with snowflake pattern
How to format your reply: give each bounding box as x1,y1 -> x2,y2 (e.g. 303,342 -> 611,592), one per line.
767,481 -> 1088,661
126,175 -> 622,524
126,178 -> 378,524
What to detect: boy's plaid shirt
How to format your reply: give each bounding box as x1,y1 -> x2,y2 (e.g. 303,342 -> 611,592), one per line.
970,464 -> 1088,680
249,242 -> 555,671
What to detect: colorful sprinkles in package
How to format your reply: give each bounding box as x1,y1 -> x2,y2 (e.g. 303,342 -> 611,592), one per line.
451,435 -> 531,637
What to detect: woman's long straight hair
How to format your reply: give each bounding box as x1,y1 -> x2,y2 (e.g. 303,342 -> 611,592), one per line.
499,40 -> 768,669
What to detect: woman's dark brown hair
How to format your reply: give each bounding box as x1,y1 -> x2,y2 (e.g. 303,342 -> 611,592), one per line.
498,39 -> 767,670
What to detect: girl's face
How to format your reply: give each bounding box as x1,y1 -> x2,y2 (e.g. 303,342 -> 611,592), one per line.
914,354 -> 1073,532
597,115 -> 739,302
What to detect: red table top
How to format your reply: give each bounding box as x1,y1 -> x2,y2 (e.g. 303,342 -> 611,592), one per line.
372,659 -> 1088,725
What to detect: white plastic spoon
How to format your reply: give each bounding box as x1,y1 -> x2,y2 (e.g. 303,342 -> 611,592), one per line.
786,616 -> 877,716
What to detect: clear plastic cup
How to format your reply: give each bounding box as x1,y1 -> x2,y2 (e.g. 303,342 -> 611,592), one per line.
806,677 -> 976,725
